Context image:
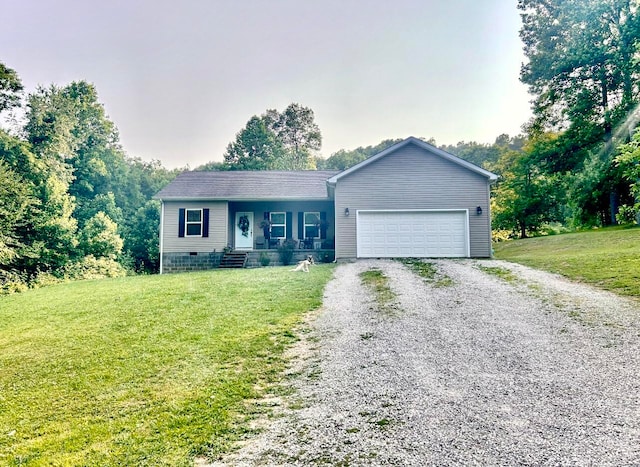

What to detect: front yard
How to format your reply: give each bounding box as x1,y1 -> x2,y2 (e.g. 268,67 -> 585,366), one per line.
0,265 -> 334,466
493,226 -> 640,298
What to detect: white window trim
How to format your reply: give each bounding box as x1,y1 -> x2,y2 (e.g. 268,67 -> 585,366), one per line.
270,211 -> 286,239
185,208 -> 203,237
304,211 -> 320,239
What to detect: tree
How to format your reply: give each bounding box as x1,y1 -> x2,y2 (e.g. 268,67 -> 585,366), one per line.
440,141 -> 501,169
518,0 -> 640,225
26,82 -> 125,201
79,212 -> 123,259
224,104 -> 321,170
125,200 -> 162,272
492,140 -> 564,238
270,103 -> 321,170
195,160 -> 225,171
223,116 -> 284,170
116,158 -> 178,272
75,192 -> 124,229
519,0 -> 640,141
0,62 -> 23,113
614,127 -> 640,219
0,160 -> 34,268
1,62 -> 179,281
0,128 -> 78,275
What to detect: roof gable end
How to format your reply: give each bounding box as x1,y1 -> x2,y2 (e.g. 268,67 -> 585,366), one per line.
327,136 -> 498,184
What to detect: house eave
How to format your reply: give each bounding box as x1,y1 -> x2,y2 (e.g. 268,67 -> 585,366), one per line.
154,196 -> 333,202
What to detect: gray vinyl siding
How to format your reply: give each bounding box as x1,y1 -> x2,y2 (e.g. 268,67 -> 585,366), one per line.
162,201 -> 228,253
334,144 -> 492,259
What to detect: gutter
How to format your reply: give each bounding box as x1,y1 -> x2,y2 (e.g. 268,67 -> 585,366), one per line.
159,201 -> 165,274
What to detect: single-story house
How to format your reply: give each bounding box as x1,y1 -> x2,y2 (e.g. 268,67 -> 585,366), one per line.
154,136 -> 498,273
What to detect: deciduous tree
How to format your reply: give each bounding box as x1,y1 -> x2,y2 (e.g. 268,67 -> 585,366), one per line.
0,62 -> 23,113
79,212 -> 123,259
224,104 -> 321,170
270,103 -> 321,170
492,140 -> 564,238
223,116 -> 284,170
519,0 -> 640,141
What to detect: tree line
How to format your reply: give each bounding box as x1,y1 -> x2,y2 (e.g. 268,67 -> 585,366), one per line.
0,66 -> 178,291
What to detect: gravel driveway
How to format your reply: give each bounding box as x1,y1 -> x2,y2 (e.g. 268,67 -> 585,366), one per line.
212,259 -> 640,466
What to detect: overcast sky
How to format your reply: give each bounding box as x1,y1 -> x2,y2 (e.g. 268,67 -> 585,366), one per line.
2,0 -> 531,169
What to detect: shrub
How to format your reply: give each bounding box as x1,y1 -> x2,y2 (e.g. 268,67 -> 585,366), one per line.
31,272 -> 63,288
318,251 -> 334,263
616,204 -> 638,225
0,270 -> 29,294
63,255 -> 127,280
79,212 -> 124,259
259,251 -> 271,267
491,229 -> 514,243
277,239 -> 296,265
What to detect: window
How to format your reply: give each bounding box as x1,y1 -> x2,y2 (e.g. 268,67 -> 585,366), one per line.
178,208 -> 209,238
304,212 -> 320,238
185,209 -> 202,236
270,212 -> 286,238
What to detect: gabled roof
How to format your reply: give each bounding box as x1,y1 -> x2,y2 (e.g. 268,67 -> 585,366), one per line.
326,136 -> 498,184
154,170 -> 340,201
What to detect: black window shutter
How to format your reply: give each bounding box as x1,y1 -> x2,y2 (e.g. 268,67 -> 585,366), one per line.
320,212 -> 327,239
178,208 -> 185,237
263,212 -> 270,237
202,208 -> 209,237
286,212 -> 293,239
298,212 -> 304,239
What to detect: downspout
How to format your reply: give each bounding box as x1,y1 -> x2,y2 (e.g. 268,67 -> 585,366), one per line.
159,200 -> 165,274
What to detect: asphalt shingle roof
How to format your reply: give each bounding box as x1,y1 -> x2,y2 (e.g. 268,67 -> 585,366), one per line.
154,170 -> 340,200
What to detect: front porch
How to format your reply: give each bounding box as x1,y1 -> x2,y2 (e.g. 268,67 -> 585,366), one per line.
243,248 -> 335,268
229,200 -> 335,253
161,246 -> 335,273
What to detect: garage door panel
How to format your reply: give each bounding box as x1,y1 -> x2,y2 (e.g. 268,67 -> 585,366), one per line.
357,210 -> 469,258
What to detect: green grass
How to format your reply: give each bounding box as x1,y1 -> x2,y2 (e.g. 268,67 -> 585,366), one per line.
493,226 -> 640,297
475,264 -> 519,283
0,264 -> 334,466
399,258 -> 454,287
359,269 -> 397,313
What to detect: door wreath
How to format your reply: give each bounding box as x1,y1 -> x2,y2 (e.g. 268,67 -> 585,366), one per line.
238,215 -> 250,237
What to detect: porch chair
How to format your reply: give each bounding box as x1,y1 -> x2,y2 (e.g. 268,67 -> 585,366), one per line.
268,237 -> 280,249
255,236 -> 266,249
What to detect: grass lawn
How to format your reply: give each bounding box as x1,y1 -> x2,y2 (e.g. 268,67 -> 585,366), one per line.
493,226 -> 640,298
0,264 -> 334,466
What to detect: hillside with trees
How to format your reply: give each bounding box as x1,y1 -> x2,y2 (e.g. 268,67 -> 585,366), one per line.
0,63 -> 179,291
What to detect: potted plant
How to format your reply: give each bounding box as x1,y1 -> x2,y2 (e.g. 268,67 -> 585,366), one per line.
259,218 -> 272,238
277,239 -> 297,265
314,217 -> 330,240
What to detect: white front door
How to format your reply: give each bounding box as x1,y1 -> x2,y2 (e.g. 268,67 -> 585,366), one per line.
235,212 -> 254,250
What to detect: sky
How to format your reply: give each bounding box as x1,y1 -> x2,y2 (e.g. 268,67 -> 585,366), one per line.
1,0 -> 532,169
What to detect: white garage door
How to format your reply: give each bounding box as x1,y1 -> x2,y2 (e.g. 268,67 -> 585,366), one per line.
356,210 -> 469,258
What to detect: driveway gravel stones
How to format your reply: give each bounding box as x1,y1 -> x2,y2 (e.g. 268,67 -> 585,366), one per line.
213,259 -> 640,466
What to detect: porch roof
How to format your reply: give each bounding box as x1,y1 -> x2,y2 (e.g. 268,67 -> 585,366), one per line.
154,170 -> 340,201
